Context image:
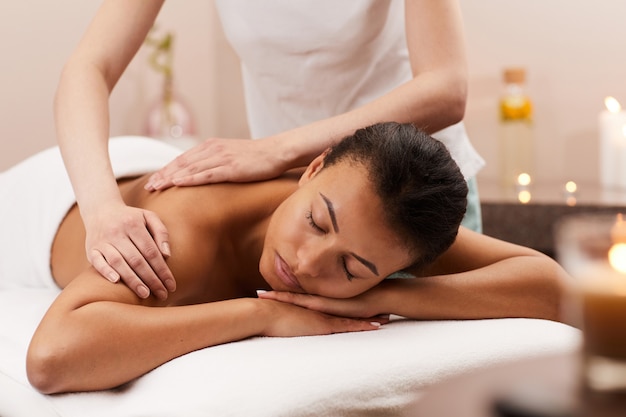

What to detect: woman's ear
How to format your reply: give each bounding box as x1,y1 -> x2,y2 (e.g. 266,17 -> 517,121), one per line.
299,149 -> 330,186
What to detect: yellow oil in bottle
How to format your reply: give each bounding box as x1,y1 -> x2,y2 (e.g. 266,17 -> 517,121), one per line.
499,68 -> 534,190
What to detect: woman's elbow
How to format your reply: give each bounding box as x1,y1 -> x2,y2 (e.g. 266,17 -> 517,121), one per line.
534,255 -> 571,323
26,337 -> 73,394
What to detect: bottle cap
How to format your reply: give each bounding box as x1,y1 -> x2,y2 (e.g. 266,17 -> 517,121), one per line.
503,67 -> 526,84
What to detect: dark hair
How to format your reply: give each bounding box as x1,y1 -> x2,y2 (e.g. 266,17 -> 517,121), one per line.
323,122 -> 468,271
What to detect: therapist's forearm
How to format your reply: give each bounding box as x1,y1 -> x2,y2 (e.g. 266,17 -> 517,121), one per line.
275,70 -> 467,170
54,63 -> 123,214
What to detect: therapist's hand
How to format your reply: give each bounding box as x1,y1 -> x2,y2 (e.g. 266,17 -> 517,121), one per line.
144,137 -> 289,190
83,203 -> 176,300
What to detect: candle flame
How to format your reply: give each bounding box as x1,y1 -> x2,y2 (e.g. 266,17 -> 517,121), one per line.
565,181 -> 577,193
605,96 -> 622,113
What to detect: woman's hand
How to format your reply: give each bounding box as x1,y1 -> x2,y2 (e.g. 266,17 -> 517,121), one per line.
144,136 -> 290,190
83,203 -> 176,300
257,286 -> 389,322
257,298 -> 388,338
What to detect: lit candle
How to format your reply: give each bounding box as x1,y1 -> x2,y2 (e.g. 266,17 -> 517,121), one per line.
579,244 -> 626,362
572,215 -> 626,392
557,214 -> 626,393
599,97 -> 626,190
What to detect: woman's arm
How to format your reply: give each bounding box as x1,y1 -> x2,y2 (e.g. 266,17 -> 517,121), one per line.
26,272 -> 380,394
55,0 -> 175,297
259,228 -> 569,323
145,0 -> 468,188
27,272 -> 259,393
377,228 -> 567,321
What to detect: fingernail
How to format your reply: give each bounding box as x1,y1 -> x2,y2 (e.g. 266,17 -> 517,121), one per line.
256,289 -> 267,297
137,285 -> 150,299
155,290 -> 168,300
152,180 -> 163,189
107,272 -> 120,283
370,322 -> 382,327
144,181 -> 153,190
161,242 -> 171,257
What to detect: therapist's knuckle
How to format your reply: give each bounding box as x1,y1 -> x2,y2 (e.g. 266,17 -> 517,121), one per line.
142,245 -> 160,259
126,254 -> 145,269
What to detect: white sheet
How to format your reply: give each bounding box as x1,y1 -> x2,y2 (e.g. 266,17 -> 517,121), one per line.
0,289 -> 581,417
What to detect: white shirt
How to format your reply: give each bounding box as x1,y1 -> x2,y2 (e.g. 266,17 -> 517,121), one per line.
214,0 -> 484,179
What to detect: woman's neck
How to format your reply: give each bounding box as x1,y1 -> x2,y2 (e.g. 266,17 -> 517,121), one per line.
206,173 -> 300,294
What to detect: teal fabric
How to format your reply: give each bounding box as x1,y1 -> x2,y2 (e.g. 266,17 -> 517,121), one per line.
461,176 -> 482,233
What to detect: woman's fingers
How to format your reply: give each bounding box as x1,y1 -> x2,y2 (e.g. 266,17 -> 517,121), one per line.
257,290 -> 382,320
259,299 -> 384,338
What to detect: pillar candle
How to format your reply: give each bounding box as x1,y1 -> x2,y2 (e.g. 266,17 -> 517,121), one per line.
599,96 -> 626,190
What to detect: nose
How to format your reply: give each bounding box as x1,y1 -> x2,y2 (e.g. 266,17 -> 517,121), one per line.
294,239 -> 332,279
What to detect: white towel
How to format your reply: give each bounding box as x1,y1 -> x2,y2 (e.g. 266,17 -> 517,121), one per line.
0,289 -> 581,417
0,137 -> 182,289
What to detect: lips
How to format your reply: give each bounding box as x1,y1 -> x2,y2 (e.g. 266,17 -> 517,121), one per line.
274,253 -> 303,291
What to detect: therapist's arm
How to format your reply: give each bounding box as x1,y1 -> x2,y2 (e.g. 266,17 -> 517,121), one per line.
146,0 -> 468,188
55,0 -> 176,297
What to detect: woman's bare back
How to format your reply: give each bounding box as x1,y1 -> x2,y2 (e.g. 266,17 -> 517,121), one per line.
50,172 -> 299,304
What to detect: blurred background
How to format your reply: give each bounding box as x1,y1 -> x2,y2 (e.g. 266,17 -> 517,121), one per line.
2,0 -> 626,191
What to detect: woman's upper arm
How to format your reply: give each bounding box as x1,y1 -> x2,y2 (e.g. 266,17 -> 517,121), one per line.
45,267 -> 144,318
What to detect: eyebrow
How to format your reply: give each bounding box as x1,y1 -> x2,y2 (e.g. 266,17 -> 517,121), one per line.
319,192 -> 379,276
351,253 -> 379,277
320,193 -> 339,233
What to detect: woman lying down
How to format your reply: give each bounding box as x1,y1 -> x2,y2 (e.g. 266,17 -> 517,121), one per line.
0,122 -> 568,394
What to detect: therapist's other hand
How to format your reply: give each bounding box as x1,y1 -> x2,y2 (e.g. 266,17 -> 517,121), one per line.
83,203 -> 176,300
144,137 -> 288,190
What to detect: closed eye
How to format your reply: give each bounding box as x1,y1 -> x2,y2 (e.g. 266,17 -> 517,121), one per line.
342,257 -> 355,281
305,210 -> 325,233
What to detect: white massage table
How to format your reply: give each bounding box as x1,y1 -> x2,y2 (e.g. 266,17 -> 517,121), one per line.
0,137 -> 582,415
0,288 -> 580,417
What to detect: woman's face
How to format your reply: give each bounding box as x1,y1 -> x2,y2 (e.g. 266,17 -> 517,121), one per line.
259,155 -> 414,298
